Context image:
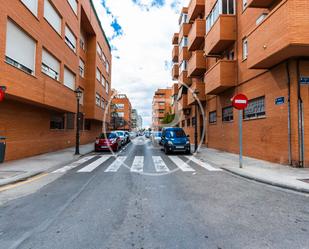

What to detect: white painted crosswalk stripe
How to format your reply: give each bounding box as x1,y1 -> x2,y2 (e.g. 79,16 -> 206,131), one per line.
52,156 -> 96,173
105,156 -> 126,172
168,156 -> 195,172
78,156 -> 112,173
130,156 -> 144,173
185,156 -> 222,171
152,156 -> 170,172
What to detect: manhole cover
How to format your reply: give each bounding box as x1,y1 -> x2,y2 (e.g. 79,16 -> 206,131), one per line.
298,179 -> 309,184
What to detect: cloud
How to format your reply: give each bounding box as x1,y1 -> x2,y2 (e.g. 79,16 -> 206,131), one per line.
92,0 -> 189,127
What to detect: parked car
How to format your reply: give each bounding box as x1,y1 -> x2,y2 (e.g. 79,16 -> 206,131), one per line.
95,132 -> 121,152
151,131 -> 162,145
129,132 -> 137,139
145,131 -> 152,138
114,130 -> 126,145
161,127 -> 191,154
124,131 -> 130,143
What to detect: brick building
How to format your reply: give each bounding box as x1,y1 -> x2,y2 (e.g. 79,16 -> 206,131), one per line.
170,0 -> 309,167
0,0 -> 112,161
111,94 -> 132,131
152,88 -> 172,131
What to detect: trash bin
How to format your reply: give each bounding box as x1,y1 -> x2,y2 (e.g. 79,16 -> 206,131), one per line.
0,136 -> 6,163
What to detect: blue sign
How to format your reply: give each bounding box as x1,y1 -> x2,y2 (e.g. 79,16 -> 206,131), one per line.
275,97 -> 285,105
300,77 -> 309,85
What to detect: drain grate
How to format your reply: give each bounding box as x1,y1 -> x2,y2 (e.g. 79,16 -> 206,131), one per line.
298,179 -> 309,184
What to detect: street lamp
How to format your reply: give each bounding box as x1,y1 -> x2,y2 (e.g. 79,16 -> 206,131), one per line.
194,89 -> 199,153
75,87 -> 83,155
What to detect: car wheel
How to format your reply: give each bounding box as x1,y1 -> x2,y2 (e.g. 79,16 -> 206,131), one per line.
164,146 -> 169,155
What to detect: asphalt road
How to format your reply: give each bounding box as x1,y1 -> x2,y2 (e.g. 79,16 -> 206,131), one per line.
0,136 -> 308,249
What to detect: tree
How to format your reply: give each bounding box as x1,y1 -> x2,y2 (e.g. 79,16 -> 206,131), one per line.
162,112 -> 175,125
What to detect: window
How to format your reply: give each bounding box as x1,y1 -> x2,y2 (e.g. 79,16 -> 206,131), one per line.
79,88 -> 84,105
21,0 -> 38,16
65,26 -> 77,52
97,43 -> 102,57
67,0 -> 77,14
95,93 -> 100,106
66,113 -> 75,129
44,0 -> 61,34
117,112 -> 124,118
42,49 -> 60,80
159,102 -> 165,106
222,106 -> 234,122
192,117 -> 196,126
102,53 -> 106,63
180,60 -> 187,72
179,37 -> 188,50
227,50 -> 235,60
101,98 -> 105,109
50,114 -> 65,129
187,119 -> 191,127
209,111 -> 217,124
96,68 -> 101,82
256,13 -> 268,25
242,0 -> 247,10
101,75 -> 106,87
106,61 -> 110,74
116,104 -> 124,109
64,67 -> 75,90
80,31 -> 86,51
106,81 -> 109,94
244,96 -> 266,119
242,38 -> 248,60
206,0 -> 235,33
5,20 -> 36,75
179,13 -> 188,26
79,58 -> 85,77
159,110 -> 165,114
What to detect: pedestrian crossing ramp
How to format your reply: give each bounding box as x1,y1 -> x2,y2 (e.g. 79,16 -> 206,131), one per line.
52,155 -> 222,174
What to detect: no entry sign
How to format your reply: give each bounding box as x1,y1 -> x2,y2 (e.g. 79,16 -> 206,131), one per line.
232,94 -> 248,110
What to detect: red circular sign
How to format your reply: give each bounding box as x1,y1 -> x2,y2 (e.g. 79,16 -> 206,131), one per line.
0,89 -> 5,102
232,94 -> 248,110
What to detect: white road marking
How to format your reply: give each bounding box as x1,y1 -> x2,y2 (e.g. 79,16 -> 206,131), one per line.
105,156 -> 126,172
52,156 -> 96,173
130,156 -> 144,173
168,156 -> 195,172
77,156 -> 112,173
185,156 -> 222,171
152,156 -> 170,172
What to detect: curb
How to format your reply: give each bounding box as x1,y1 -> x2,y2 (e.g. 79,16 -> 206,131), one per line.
221,167 -> 309,194
0,171 -> 43,188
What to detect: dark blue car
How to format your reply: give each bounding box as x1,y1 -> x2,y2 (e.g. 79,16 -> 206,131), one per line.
161,127 -> 191,154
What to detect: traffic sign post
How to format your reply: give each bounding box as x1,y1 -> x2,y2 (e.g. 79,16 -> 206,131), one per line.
232,94 -> 248,169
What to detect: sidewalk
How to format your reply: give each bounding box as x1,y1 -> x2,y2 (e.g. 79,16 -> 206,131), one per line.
195,147 -> 309,194
0,144 -> 94,187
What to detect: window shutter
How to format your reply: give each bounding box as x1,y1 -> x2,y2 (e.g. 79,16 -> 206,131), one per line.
64,67 -> 75,90
21,0 -> 38,16
65,26 -> 76,51
42,49 -> 60,75
6,20 -> 36,72
67,0 -> 77,14
44,0 -> 62,34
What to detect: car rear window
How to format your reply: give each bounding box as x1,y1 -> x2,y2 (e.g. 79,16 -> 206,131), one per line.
99,133 -> 117,139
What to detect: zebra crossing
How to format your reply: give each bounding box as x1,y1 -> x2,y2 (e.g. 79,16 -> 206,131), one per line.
52,155 -> 222,174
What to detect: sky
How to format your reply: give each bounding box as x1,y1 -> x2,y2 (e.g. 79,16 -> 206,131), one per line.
92,0 -> 188,127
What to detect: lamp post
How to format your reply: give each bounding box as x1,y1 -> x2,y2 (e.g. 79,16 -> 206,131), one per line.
194,89 -> 199,153
75,87 -> 83,155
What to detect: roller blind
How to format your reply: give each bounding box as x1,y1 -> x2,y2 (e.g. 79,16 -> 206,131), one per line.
6,19 -> 36,73
64,67 -> 75,90
21,0 -> 38,16
67,0 -> 77,14
44,0 -> 61,34
65,26 -> 76,52
42,49 -> 60,74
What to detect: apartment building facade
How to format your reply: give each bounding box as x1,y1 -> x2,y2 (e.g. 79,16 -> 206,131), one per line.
111,94 -> 132,131
0,0 -> 112,161
171,0 -> 309,167
152,88 -> 172,131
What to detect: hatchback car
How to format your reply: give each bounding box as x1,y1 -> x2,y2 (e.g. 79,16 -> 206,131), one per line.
114,131 -> 126,146
161,127 -> 190,154
95,132 -> 121,152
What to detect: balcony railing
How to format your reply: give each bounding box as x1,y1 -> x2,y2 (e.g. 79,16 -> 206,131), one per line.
204,60 -> 236,95
187,80 -> 206,105
179,23 -> 192,40
188,19 -> 205,51
172,33 -> 179,45
247,0 -> 309,69
188,0 -> 205,22
179,70 -> 191,85
188,50 -> 206,77
248,0 -> 277,8
172,46 -> 179,63
204,15 -> 236,55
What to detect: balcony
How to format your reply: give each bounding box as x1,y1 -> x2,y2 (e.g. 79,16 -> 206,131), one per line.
179,47 -> 191,63
188,50 -> 206,77
188,19 -> 205,51
188,0 -> 205,22
178,94 -> 189,111
172,64 -> 179,80
204,15 -> 236,55
248,0 -> 277,8
204,60 -> 236,95
172,46 -> 179,63
179,70 -> 191,85
179,23 -> 192,40
188,80 -> 206,105
172,83 -> 179,96
247,0 -> 309,69
172,33 -> 179,45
